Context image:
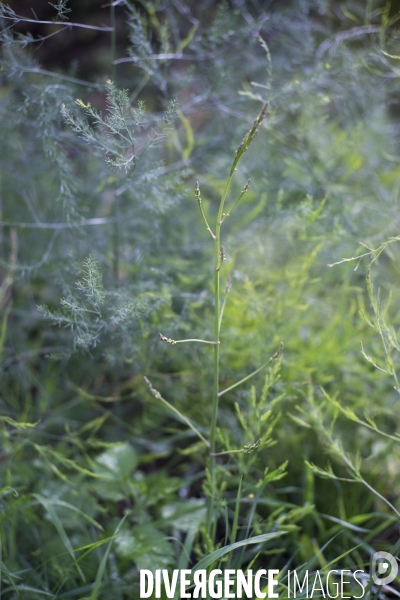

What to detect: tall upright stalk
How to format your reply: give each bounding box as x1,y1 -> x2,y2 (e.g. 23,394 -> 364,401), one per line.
205,102 -> 269,541
149,101 -> 270,547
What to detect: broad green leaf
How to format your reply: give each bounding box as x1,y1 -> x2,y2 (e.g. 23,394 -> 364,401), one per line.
161,499 -> 206,533
94,442 -> 137,478
114,524 -> 175,572
92,442 -> 138,501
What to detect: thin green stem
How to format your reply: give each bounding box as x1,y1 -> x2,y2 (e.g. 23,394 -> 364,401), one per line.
199,205 -> 215,239
210,449 -> 244,456
205,101 -> 269,544
218,295 -> 228,330
361,478 -> 400,519
218,342 -> 283,398
159,333 -> 219,345
195,181 -> 215,240
176,339 -> 219,345
219,275 -> 232,329
220,178 -> 251,224
206,171 -> 235,539
143,377 -> 209,447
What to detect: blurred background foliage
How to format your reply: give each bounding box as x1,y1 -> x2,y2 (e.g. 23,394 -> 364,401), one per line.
2,0 -> 400,597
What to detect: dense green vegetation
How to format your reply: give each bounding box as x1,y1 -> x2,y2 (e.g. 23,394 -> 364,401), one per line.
2,0 -> 400,597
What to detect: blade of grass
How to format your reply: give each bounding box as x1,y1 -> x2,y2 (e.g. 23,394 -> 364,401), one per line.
33,494 -> 85,582
85,514 -> 128,600
226,476 -> 243,571
178,530 -> 196,571
192,531 -> 285,572
32,495 -> 103,531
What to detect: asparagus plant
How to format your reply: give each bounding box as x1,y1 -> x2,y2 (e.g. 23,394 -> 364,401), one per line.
146,100 -> 284,547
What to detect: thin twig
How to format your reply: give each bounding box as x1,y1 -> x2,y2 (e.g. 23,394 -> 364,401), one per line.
218,274 -> 232,329
159,333 -> 219,345
210,449 -> 243,456
195,181 -> 215,240
143,377 -> 209,447
2,15 -> 113,31
220,179 -> 251,223
218,342 -> 284,398
0,218 -> 116,229
13,66 -> 101,88
316,25 -> 380,59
